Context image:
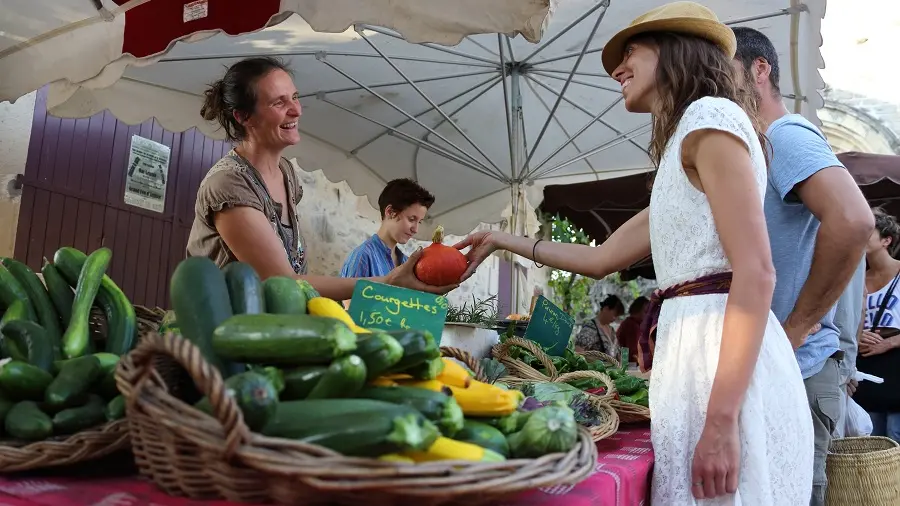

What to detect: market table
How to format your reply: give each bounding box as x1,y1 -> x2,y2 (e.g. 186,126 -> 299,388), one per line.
0,427 -> 653,506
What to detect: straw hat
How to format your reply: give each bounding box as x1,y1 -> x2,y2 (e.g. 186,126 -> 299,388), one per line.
601,2 -> 736,75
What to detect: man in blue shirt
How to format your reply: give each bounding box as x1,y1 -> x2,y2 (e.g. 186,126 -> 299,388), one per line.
341,178 -> 435,279
734,28 -> 874,505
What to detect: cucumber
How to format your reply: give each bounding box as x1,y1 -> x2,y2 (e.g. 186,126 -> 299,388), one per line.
281,366 -> 327,400
295,279 -> 320,300
357,385 -> 464,437
194,371 -> 278,432
53,247 -> 137,357
306,355 -> 367,399
45,354 -> 103,409
2,320 -> 54,373
169,257 -> 243,377
0,392 -> 17,431
355,332 -> 404,381
454,419 -> 510,457
0,300 -> 29,361
61,248 -> 111,359
249,365 -> 285,394
0,263 -> 36,320
41,260 -> 73,327
384,330 -> 440,372
5,401 -> 53,441
262,276 -> 307,314
404,356 -> 446,380
211,314 -> 357,366
0,360 -> 54,401
105,395 -> 126,421
97,369 -> 120,400
260,399 -> 440,457
1,258 -> 61,357
223,262 -> 265,314
54,352 -> 119,375
52,394 -> 107,434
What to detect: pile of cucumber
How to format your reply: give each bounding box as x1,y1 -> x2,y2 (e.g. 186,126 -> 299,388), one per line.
167,258 -> 545,462
0,247 -> 138,442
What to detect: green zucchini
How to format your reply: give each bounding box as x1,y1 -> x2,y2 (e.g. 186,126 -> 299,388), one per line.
0,299 -> 29,361
403,356 -> 445,380
105,394 -> 126,421
61,248 -> 111,359
0,263 -> 36,320
357,385 -> 464,437
45,354 -> 103,409
52,394 -> 107,434
223,262 -> 265,314
454,419 -> 510,457
211,314 -> 357,366
0,391 -> 17,433
1,258 -> 61,357
354,332 -> 404,380
281,365 -> 328,400
41,260 -> 74,327
54,352 -> 119,375
169,257 -> 243,377
384,330 -> 440,372
295,279 -> 320,300
262,276 -> 307,314
53,247 -> 137,357
260,398 -> 440,457
97,369 -> 120,400
306,355 -> 367,399
0,360 -> 54,401
5,401 -> 53,441
2,320 -> 54,372
194,371 -> 278,432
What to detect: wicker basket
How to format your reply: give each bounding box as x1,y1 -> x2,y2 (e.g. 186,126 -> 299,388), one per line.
825,436 -> 900,506
493,337 -> 649,426
115,332 -> 599,506
0,304 -> 165,472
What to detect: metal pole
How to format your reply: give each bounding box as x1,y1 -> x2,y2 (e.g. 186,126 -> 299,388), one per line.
526,68 -> 613,79
521,5 -> 609,172
465,36 -> 500,57
158,50 -> 499,68
724,7 -> 800,26
350,75 -> 499,154
498,35 -> 516,182
316,53 -> 497,175
519,0 -> 610,64
533,123 -> 651,179
357,25 -> 500,65
525,47 -> 603,67
358,30 -> 505,174
529,70 -> 621,93
300,69 -> 495,99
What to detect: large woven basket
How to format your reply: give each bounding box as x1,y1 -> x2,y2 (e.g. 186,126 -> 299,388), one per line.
825,436 -> 900,506
116,331 -> 599,506
0,304 -> 165,472
493,337 -> 648,425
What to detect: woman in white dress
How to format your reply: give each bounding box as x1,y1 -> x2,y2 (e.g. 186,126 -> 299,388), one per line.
455,2 -> 813,504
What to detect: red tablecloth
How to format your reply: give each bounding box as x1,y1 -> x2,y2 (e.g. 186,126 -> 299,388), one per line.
0,427 -> 653,506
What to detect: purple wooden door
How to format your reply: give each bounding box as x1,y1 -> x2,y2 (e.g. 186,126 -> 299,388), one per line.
14,88 -> 231,309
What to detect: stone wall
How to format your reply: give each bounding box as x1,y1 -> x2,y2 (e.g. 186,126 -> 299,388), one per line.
0,91 -> 35,257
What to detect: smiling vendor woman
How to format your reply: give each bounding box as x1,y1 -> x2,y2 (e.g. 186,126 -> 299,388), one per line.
186,57 -> 456,300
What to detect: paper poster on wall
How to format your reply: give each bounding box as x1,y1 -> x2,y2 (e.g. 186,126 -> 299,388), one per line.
124,135 -> 170,213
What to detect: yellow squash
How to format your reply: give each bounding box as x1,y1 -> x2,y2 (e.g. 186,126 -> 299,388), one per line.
404,437 -> 504,462
395,379 -> 450,394
447,382 -> 519,417
307,297 -> 370,333
436,358 -> 472,388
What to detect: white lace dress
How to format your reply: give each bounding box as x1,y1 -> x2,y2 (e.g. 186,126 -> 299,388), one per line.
648,97 -> 814,505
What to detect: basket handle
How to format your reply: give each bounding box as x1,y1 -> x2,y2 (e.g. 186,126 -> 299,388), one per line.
554,370 -> 617,402
440,346 -> 486,382
580,350 -> 621,369
492,336 -> 558,379
122,331 -> 251,459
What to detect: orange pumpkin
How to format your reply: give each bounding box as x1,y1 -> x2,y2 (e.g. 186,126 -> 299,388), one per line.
414,225 -> 468,286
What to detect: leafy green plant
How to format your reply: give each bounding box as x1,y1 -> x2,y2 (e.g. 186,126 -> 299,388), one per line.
445,295 -> 499,326
545,215 -> 595,316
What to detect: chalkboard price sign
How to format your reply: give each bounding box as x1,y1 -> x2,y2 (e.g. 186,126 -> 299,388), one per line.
348,280 -> 449,343
524,295 -> 575,353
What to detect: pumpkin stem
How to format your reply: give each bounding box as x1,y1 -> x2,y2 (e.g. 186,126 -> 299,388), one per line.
431,225 -> 445,244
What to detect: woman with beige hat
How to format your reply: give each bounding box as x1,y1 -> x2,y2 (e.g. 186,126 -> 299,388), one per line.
454,2 -> 813,503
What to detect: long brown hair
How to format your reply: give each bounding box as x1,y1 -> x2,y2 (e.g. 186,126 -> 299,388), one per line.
628,32 -> 767,168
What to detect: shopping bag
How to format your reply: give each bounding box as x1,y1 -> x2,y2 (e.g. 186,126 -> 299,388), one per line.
844,392 -> 873,437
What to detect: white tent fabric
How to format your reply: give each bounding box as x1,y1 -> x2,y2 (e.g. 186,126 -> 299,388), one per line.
8,0 -> 828,239
0,0 -> 555,103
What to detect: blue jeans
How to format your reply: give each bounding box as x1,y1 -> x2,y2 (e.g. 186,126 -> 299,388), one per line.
868,411 -> 900,442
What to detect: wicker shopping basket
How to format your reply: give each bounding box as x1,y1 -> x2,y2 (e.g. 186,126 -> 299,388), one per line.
115,331 -> 599,506
825,436 -> 900,506
0,305 -> 165,472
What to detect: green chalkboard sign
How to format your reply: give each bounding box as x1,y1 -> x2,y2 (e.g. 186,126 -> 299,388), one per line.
348,280 -> 449,343
524,295 -> 574,353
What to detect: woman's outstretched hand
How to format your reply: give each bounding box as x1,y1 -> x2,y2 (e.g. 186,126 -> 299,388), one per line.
453,231 -> 501,282
385,248 -> 459,295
